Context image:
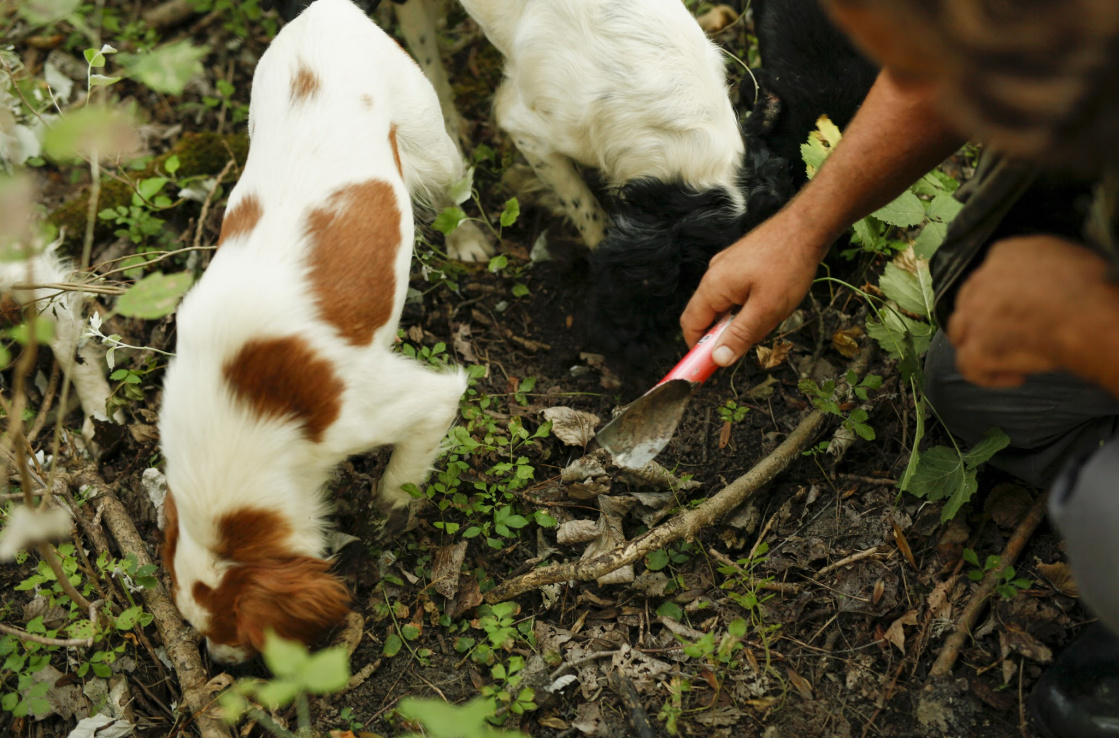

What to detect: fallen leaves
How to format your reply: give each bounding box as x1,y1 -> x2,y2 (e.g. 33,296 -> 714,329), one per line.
543,406 -> 600,447
755,340 -> 793,370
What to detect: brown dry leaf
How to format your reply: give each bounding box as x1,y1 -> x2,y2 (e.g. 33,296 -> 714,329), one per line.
927,579 -> 955,620
718,420 -> 732,449
891,518 -> 917,570
747,375 -> 779,400
872,579 -> 885,606
331,611 -> 364,657
883,609 -> 919,653
832,327 -> 863,359
406,324 -> 424,343
893,244 -> 921,275
431,541 -> 468,600
539,716 -> 569,730
452,323 -> 477,362
936,516 -> 970,560
542,406 -> 601,447
756,340 -> 793,370
785,666 -> 814,700
985,484 -> 1034,529
1001,628 -> 1053,664
1036,561 -> 1079,597
128,423 -> 159,443
329,732 -> 357,738
696,4 -> 739,34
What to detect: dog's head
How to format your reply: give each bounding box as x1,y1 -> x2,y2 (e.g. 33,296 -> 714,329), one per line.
163,492 -> 351,663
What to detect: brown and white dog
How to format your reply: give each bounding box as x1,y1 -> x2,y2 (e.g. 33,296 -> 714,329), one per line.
159,0 -> 467,663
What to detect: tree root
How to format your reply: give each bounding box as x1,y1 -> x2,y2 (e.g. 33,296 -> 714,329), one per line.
483,344 -> 873,604
928,490 -> 1050,679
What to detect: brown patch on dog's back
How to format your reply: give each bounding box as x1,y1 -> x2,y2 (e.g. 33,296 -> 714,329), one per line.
216,508 -> 293,561
222,336 -> 343,442
218,194 -> 263,248
388,124 -> 403,178
291,65 -> 321,103
304,180 -> 401,345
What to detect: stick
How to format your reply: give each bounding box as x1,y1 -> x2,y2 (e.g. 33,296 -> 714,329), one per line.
928,491 -> 1049,678
93,485 -> 231,738
613,674 -> 656,738
483,345 -> 874,604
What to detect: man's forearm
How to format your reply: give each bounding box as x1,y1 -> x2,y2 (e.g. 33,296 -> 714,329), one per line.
783,69 -> 967,258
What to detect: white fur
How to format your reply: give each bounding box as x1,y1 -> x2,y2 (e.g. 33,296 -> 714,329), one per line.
159,0 -> 466,653
456,0 -> 746,247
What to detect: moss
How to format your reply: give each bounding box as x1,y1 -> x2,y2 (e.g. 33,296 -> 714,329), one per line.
48,131 -> 249,257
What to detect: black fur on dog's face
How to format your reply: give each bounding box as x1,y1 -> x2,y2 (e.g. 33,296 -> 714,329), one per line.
586,147 -> 794,368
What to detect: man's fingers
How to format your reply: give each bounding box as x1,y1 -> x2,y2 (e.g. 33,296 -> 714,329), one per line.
711,304 -> 769,367
681,282 -> 741,348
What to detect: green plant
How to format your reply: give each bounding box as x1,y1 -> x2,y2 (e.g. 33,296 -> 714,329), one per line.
963,549 -> 1033,600
658,676 -> 692,736
337,706 -> 364,732
799,372 -> 882,441
395,696 -> 530,738
219,632 -> 350,737
716,399 -> 748,424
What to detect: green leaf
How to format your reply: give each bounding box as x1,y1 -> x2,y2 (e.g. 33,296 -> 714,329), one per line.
448,167 -> 474,206
646,549 -> 670,571
17,0 -> 81,25
137,177 -> 167,202
116,271 -> 194,319
927,193 -> 964,223
117,41 -> 209,95
85,49 -> 106,67
963,548 -> 980,567
533,511 -> 556,527
512,283 -> 529,297
488,254 -> 508,273
903,445 -> 966,502
656,601 -> 683,620
255,678 -> 301,709
89,74 -> 121,87
865,308 -> 933,362
383,633 -> 403,657
500,197 -> 520,227
301,647 -> 350,694
962,427 -> 1011,469
433,206 -> 467,235
401,624 -> 421,641
164,154 -> 180,176
262,632 -> 309,679
879,261 -> 934,318
42,106 -> 135,163
872,189 -> 926,228
396,697 -> 496,735
800,115 -> 842,179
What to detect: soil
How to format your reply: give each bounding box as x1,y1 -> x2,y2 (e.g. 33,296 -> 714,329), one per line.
0,3 -> 1085,738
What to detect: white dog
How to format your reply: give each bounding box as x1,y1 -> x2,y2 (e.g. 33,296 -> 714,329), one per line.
159,0 -> 467,663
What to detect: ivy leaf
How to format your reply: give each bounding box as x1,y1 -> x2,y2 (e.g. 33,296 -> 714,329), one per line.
116,271 -> 193,319
262,632 -> 308,679
301,647 -> 350,694
433,206 -> 466,235
500,197 -> 520,227
117,41 -> 209,95
873,189 -> 926,228
447,167 -> 474,205
903,445 -> 965,502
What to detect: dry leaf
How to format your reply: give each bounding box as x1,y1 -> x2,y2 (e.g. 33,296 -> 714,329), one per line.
756,340 -> 792,370
985,483 -> 1034,529
557,519 -> 600,545
883,609 -> 919,653
747,375 -> 779,400
542,406 -> 601,446
452,323 -> 477,362
832,327 -> 863,358
926,579 -> 955,620
696,4 -> 739,33
406,324 -> 424,343
891,518 -> 917,570
431,541 -> 468,600
872,579 -> 885,606
718,420 -> 732,449
785,667 -> 814,700
1001,628 -> 1053,664
1036,561 -> 1079,597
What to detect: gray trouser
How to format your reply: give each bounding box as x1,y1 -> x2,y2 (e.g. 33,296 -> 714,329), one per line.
925,332 -> 1119,631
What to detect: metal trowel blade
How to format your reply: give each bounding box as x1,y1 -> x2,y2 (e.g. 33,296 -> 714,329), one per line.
594,379 -> 696,469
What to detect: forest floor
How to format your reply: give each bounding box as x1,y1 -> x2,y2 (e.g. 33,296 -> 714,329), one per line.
0,2 -> 1087,737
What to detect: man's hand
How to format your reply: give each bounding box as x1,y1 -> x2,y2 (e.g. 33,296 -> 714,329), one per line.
680,213 -> 825,366
948,236 -> 1119,394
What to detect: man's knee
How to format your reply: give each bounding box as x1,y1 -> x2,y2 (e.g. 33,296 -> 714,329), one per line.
1050,439 -> 1119,634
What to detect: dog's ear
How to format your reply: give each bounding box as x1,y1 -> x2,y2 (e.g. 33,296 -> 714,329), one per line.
232,557 -> 352,652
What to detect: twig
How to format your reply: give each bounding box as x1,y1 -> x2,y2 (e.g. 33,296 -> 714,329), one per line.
550,649 -> 620,681
816,546 -> 888,577
9,282 -> 125,296
928,491 -> 1050,678
0,621 -> 94,648
193,159 -> 236,251
612,673 -> 655,738
26,362 -> 60,445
